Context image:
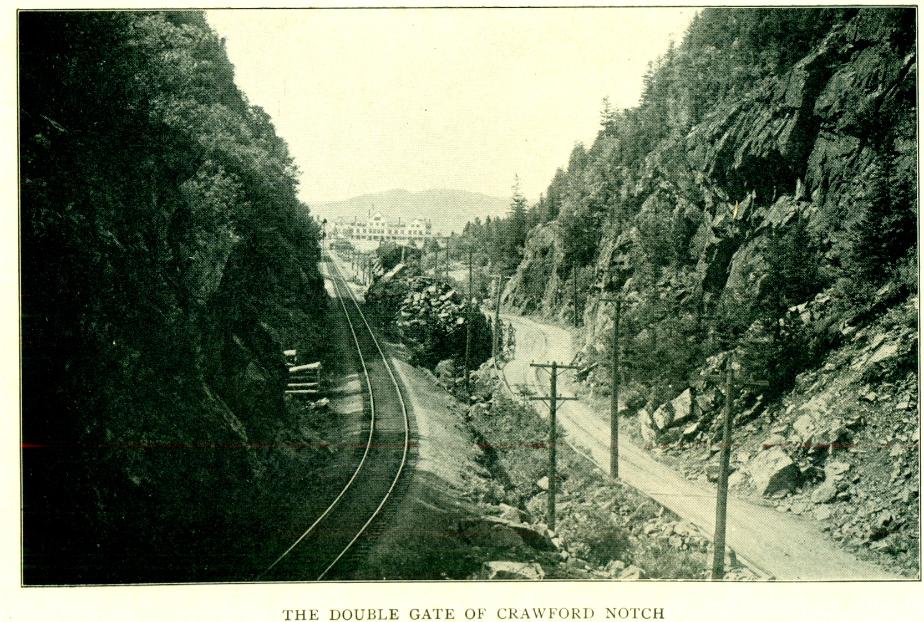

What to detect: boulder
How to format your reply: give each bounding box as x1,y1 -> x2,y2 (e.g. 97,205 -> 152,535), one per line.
651,402 -> 672,431
761,433 -> 786,449
748,447 -> 801,496
480,516 -> 556,552
460,518 -> 524,549
868,341 -> 899,366
651,388 -> 694,430
638,409 -> 657,444
681,421 -> 702,440
670,388 -> 694,426
605,560 -> 626,578
482,561 -> 544,581
825,460 -> 851,479
497,503 -> 524,523
435,358 -> 456,380
822,423 -> 853,452
811,480 -> 839,504
537,476 -> 549,491
792,413 -> 816,444
695,391 -> 716,414
672,521 -> 700,538
618,565 -> 645,581
728,471 -> 748,489
509,523 -> 556,552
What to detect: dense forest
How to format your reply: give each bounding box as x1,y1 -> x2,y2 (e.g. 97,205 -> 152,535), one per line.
21,12 -> 327,582
468,7 -> 916,404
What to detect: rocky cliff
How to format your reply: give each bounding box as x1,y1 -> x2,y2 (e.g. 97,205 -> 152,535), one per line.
21,12 -> 329,582
502,8 -> 918,574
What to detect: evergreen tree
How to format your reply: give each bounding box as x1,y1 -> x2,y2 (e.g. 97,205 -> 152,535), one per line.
599,96 -> 618,138
504,175 -> 529,269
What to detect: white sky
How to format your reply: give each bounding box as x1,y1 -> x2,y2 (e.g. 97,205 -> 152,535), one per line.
205,8 -> 697,204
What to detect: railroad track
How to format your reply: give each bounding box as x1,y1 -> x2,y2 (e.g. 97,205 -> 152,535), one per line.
258,251 -> 411,581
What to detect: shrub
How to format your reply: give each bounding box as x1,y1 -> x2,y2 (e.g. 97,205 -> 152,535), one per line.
632,541 -> 707,579
558,509 -> 631,565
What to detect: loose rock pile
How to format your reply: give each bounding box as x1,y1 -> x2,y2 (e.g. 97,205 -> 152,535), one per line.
367,275 -> 493,370
455,362 -> 753,580
396,278 -> 466,336
644,296 -> 918,575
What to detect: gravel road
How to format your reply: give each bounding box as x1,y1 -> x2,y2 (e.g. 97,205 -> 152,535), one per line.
502,313 -> 899,580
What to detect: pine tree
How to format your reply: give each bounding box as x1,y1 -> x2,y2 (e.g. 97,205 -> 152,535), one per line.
599,96 -> 618,138
504,175 -> 529,269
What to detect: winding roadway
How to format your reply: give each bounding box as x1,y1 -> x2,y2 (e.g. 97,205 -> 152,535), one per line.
502,313 -> 899,580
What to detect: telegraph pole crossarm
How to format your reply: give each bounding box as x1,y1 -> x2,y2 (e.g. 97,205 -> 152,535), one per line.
707,353 -> 769,580
528,361 -> 581,530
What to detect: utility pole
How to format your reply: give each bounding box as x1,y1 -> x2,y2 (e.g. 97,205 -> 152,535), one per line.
572,265 -> 579,327
464,247 -> 473,399
490,274 -> 504,362
708,352 -> 768,579
528,361 -> 580,530
600,295 -> 623,479
445,240 -> 450,280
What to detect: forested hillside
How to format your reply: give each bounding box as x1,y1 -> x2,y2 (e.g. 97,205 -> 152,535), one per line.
476,8 -> 918,571
21,12 -> 327,582
477,7 -> 915,396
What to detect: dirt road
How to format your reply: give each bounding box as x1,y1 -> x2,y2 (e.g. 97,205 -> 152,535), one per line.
502,313 -> 898,580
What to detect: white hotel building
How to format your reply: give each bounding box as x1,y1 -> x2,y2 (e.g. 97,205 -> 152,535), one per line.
328,212 -> 433,250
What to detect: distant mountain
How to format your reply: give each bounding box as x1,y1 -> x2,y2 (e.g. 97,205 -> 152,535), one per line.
309,188 -> 510,235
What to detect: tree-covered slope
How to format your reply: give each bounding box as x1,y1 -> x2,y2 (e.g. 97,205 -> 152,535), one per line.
493,8 -> 918,572
21,11 -> 328,583
500,7 -> 915,392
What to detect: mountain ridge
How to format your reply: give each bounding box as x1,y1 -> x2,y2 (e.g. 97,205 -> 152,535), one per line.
310,188 -> 510,235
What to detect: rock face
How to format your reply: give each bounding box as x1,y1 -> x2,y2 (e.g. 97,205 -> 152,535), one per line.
503,7 -> 916,407
748,447 -> 801,497
502,222 -> 566,315
497,11 -> 918,576
20,12 -> 332,583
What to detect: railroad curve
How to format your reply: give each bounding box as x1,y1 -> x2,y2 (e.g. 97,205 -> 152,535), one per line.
258,252 -> 410,581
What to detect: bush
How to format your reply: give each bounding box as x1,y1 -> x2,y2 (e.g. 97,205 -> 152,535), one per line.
558,509 -> 631,565
467,395 -> 551,504
632,541 -> 707,579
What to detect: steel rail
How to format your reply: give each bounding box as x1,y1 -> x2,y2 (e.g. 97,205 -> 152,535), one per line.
316,251 -> 411,580
256,255 -> 378,581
